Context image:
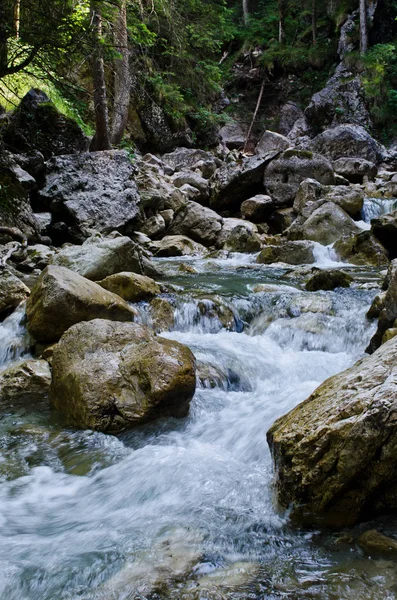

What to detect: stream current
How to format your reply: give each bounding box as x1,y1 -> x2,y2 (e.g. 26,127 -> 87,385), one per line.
0,252 -> 397,599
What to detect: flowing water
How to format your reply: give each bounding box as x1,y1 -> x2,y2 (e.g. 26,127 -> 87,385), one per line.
1,256 -> 397,599
362,197 -> 397,223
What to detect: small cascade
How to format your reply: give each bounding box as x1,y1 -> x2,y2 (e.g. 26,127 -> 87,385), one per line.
311,242 -> 342,267
0,303 -> 31,369
362,197 -> 397,223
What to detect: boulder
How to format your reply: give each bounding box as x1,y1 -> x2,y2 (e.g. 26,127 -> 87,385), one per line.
2,89 -> 88,159
50,235 -> 158,281
240,195 -> 274,222
218,218 -> 261,252
310,125 -> 383,163
293,179 -> 364,218
267,334 -> 397,527
26,265 -> 137,343
168,201 -> 223,247
0,159 -> 41,238
97,272 -> 160,302
210,155 -> 270,213
15,244 -> 56,273
171,171 -> 209,201
50,319 -> 196,432
367,260 -> 397,353
305,269 -> 353,291
138,100 -> 194,153
140,214 -> 166,239
136,166 -> 187,213
267,208 -> 295,234
264,150 -> 335,207
334,231 -> 389,267
257,241 -> 314,265
149,297 -> 176,332
162,148 -> 218,173
40,151 -> 141,244
278,102 -> 304,135
0,269 -> 30,317
333,157 -> 378,183
0,358 -> 51,407
357,530 -> 397,558
371,210 -> 397,259
152,235 -> 207,257
218,123 -> 247,149
295,202 -> 361,246
256,131 -> 290,155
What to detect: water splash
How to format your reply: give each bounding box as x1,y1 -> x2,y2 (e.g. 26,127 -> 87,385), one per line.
0,303 -> 31,369
362,197 -> 397,223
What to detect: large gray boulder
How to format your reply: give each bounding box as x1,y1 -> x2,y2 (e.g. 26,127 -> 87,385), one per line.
333,157 -> 377,183
50,319 -> 196,432
293,179 -> 364,218
50,235 -> 158,281
97,272 -> 160,303
26,265 -> 137,343
310,125 -> 383,163
162,148 -> 218,173
218,123 -> 247,150
218,218 -> 261,252
152,235 -> 207,257
267,334 -> 397,527
264,150 -> 335,207
0,358 -> 51,407
0,269 -> 30,318
210,155 -> 271,213
40,151 -> 141,243
292,202 -> 361,245
256,131 -> 290,155
240,194 -> 274,222
168,201 -> 223,247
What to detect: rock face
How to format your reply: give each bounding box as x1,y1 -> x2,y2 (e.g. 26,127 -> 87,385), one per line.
0,269 -> 30,317
40,151 -> 141,243
50,235 -> 156,281
267,334 -> 397,527
310,125 -> 383,163
50,319 -> 196,432
0,158 -> 41,238
0,359 -> 51,406
264,150 -> 335,206
26,266 -> 136,343
293,202 -> 361,245
152,235 -> 207,257
168,201 -> 223,247
305,269 -> 353,291
371,211 -> 397,259
97,272 -> 160,302
2,89 -> 88,159
210,155 -> 270,213
257,241 -> 314,265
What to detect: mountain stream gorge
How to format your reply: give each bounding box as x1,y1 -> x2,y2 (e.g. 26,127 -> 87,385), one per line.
0,198 -> 397,600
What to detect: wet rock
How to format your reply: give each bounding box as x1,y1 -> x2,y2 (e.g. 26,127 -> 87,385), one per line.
293,179 -> 364,218
0,359 -> 51,407
288,293 -> 334,316
50,319 -> 196,432
334,231 -> 389,267
333,157 -> 378,184
267,334 -> 397,527
358,530 -> 397,558
97,272 -> 160,302
264,150 -> 335,207
0,269 -> 30,317
367,260 -> 397,353
256,131 -> 290,155
372,210 -> 397,259
367,292 -> 386,319
168,201 -> 223,247
40,151 -> 140,244
140,214 -> 166,239
2,89 -> 88,159
182,561 -> 261,598
15,244 -> 56,273
152,234 -> 206,257
293,202 -> 361,245
310,125 -> 383,163
149,297 -> 175,332
218,218 -> 261,252
305,269 -> 353,291
240,195 -> 274,222
382,327 -> 397,344
210,155 -> 270,213
51,234 -> 157,281
257,241 -> 314,265
178,263 -> 198,274
26,265 -> 137,343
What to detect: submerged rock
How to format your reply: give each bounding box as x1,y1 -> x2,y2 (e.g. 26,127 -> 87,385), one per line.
267,334 -> 397,527
357,530 -> 397,558
0,358 -> 51,407
26,265 -> 136,343
50,319 -> 196,432
97,272 -> 160,302
305,269 -> 353,291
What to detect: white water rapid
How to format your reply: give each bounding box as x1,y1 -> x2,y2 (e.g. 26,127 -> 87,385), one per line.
1,258 -> 396,599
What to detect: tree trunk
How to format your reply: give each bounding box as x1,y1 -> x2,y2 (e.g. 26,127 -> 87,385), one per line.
0,1 -> 9,77
111,0 -> 130,145
278,0 -> 286,44
312,0 -> 317,45
90,0 -> 111,151
242,0 -> 250,25
359,0 -> 368,54
14,0 -> 20,39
